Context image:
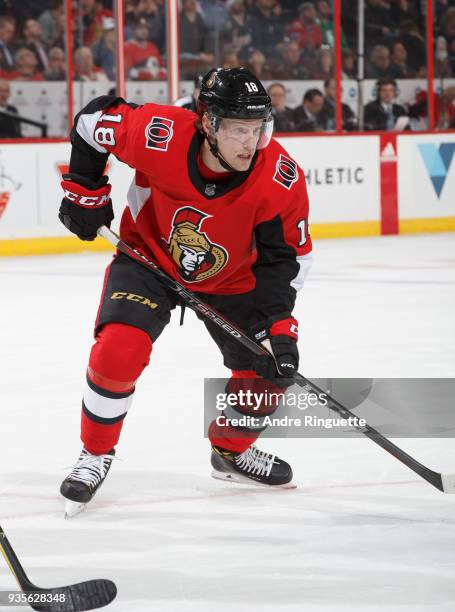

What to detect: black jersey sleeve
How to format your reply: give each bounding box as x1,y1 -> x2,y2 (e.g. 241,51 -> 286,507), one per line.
252,214 -> 300,320
69,95 -> 138,180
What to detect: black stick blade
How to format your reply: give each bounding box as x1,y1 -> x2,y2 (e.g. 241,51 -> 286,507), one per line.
29,579 -> 117,612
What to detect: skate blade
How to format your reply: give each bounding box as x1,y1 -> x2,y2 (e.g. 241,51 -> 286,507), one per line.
64,499 -> 87,519
211,469 -> 297,489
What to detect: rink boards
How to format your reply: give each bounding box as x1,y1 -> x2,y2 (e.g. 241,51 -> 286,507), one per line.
0,132 -> 454,255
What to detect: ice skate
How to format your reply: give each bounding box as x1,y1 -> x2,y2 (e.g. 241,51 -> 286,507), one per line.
60,448 -> 116,518
211,444 -> 296,489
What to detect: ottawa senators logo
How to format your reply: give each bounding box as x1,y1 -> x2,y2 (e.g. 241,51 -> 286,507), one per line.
165,207 -> 228,282
273,154 -> 299,190
145,116 -> 174,151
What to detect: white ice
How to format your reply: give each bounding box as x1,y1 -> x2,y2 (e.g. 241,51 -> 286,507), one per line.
1,233 -> 455,612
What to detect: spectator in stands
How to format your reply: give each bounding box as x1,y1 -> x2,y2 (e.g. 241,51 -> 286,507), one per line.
79,0 -> 113,47
316,0 -> 347,48
245,49 -> 273,79
23,19 -> 49,73
268,82 -> 296,132
441,8 -> 455,75
45,46 -> 65,80
9,48 -> 44,81
221,50 -> 240,69
364,77 -> 408,131
0,16 -> 15,73
134,0 -> 165,53
199,0 -> 228,31
391,0 -> 418,26
389,41 -> 413,78
398,20 -> 426,74
439,86 -> 455,129
317,77 -> 357,131
311,48 -> 334,80
222,0 -> 252,56
92,16 -> 116,81
180,0 -> 215,78
38,0 -> 63,48
74,46 -> 108,81
435,36 -> 452,78
287,3 -> 323,54
364,0 -> 392,49
46,7 -> 69,50
0,78 -> 21,138
248,0 -> 285,59
124,0 -> 138,40
366,45 -> 391,78
124,19 -> 166,80
342,48 -> 356,78
272,40 -> 309,79
293,88 -> 325,132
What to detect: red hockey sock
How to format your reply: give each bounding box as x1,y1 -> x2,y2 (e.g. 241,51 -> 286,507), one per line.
81,323 -> 152,454
208,369 -> 261,453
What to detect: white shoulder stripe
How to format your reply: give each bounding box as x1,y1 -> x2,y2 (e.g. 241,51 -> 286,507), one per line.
76,110 -> 107,154
291,253 -> 314,292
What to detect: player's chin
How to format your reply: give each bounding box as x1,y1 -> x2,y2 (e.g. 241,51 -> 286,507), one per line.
232,154 -> 254,171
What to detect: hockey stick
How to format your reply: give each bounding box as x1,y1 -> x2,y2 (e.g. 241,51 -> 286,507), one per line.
98,226 -> 455,494
0,525 -> 116,611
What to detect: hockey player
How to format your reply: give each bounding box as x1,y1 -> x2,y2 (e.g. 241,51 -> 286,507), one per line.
59,67 -> 313,517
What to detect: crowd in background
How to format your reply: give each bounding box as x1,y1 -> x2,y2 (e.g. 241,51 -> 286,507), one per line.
0,0 -> 454,135
0,0 -> 455,82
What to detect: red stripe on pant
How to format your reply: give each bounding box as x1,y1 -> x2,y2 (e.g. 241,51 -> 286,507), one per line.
81,322 -> 152,454
208,370 -> 283,453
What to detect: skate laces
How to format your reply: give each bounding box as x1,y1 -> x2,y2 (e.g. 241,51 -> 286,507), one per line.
235,445 -> 276,477
67,450 -> 115,488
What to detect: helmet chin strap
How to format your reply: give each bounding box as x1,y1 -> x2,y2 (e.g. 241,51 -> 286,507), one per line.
206,137 -> 238,173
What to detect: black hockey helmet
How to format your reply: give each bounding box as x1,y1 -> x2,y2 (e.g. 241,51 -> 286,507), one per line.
197,68 -> 274,169
198,67 -> 272,122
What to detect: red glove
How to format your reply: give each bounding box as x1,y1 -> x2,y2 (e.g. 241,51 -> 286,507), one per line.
59,173 -> 114,241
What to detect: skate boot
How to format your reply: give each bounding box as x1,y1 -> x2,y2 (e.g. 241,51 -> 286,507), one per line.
60,447 -> 116,518
211,444 -> 295,488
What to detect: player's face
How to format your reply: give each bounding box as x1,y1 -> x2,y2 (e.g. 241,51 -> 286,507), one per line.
216,118 -> 264,171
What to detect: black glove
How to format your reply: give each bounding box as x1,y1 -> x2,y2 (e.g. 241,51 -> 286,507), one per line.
251,313 -> 299,383
59,173 -> 114,241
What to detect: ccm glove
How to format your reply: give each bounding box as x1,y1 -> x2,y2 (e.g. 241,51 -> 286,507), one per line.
59,173 -> 114,241
251,313 -> 299,382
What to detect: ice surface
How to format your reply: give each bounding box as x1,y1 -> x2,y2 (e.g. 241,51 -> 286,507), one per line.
1,234 -> 454,611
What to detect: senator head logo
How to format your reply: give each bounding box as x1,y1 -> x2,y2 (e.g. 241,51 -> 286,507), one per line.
418,142 -> 455,198
165,207 -> 228,282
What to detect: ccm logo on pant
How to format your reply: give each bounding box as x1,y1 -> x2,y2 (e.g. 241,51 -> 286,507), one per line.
111,292 -> 158,309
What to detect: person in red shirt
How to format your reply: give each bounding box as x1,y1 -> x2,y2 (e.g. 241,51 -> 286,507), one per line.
124,19 -> 166,80
58,68 -> 312,518
78,0 -> 113,47
286,2 -> 323,52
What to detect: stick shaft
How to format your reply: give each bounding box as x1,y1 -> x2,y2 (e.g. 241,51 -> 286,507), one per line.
0,525 -> 33,590
98,226 -> 447,492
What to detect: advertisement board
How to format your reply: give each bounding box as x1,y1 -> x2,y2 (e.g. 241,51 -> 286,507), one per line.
279,135 -> 381,228
397,133 -> 455,229
1,132 -> 454,254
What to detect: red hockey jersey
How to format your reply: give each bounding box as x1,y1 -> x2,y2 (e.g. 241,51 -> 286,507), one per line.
71,97 -> 312,318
